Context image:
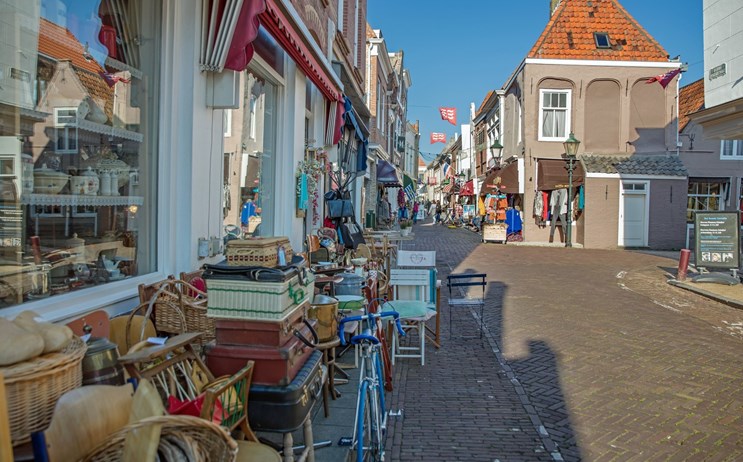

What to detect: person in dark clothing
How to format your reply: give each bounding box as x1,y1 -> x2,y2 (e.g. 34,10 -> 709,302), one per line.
435,202 -> 442,224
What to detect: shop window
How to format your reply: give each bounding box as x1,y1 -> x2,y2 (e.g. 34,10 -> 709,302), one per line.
236,70 -> 278,237
721,140 -> 743,159
539,89 -> 570,141
687,180 -> 724,221
0,0 -> 161,312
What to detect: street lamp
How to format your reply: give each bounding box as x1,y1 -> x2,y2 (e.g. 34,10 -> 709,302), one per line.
490,138 -> 503,169
562,132 -> 580,248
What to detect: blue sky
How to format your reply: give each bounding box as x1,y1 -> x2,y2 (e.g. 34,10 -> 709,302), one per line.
367,0 -> 704,163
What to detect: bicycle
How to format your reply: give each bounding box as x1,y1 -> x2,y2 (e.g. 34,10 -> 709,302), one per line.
338,306 -> 404,462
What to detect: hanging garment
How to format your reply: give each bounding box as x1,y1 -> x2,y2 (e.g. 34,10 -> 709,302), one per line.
542,191 -> 549,222
505,208 -> 523,233
533,192 -> 543,221
549,188 -> 568,216
578,185 -> 585,210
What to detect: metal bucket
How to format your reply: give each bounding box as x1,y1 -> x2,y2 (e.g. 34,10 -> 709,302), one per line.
308,298 -> 339,343
334,271 -> 365,296
82,337 -> 126,386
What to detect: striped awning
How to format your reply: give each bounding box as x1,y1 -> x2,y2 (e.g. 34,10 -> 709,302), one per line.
442,182 -> 453,193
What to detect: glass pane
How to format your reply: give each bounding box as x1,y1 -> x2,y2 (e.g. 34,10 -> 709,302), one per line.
722,141 -> 733,157
542,110 -> 554,137
228,71 -> 277,238
558,93 -> 567,108
736,141 -> 743,157
554,110 -> 565,138
542,93 -> 550,108
0,0 -> 161,310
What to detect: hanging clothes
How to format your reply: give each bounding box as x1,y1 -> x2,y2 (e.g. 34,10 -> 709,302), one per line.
542,191 -> 549,222
549,188 -> 568,216
578,185 -> 585,210
505,208 -> 523,233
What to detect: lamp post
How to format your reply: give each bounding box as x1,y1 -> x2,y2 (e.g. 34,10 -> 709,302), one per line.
489,138 -> 503,170
562,132 -> 581,248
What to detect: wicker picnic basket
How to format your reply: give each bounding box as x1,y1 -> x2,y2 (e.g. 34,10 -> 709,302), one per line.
225,237 -> 294,267
2,335 -> 86,445
137,278 -> 215,347
82,415 -> 238,462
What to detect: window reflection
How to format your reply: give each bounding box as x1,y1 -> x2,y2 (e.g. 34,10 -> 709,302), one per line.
0,0 -> 160,308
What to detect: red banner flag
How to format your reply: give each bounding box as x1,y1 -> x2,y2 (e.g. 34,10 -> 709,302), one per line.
430,132 -> 446,144
646,68 -> 681,89
439,107 -> 457,125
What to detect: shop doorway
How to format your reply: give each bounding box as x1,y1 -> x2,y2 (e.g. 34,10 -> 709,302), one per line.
619,181 -> 649,247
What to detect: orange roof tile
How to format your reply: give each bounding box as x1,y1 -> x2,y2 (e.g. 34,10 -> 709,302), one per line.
475,90 -> 495,117
38,18 -> 113,121
528,0 -> 668,62
38,18 -> 106,75
678,78 -> 704,132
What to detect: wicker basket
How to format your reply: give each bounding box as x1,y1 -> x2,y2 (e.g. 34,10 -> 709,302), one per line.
2,336 -> 87,445
225,237 -> 294,267
137,278 -> 215,347
82,415 -> 238,462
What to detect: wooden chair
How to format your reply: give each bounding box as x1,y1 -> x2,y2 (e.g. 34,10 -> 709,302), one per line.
382,268 -> 437,366
0,375 -> 13,462
396,250 -> 441,348
118,333 -> 282,462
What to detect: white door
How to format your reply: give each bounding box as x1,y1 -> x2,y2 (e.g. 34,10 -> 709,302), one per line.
620,182 -> 648,247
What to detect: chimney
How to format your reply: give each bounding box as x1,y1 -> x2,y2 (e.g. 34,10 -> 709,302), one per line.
550,0 -> 561,16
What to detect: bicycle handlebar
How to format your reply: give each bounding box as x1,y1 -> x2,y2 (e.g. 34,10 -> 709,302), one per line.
338,310 -> 405,346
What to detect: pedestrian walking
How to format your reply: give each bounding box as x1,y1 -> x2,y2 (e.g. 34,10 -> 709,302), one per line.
429,201 -> 437,222
412,201 -> 419,224
435,202 -> 442,224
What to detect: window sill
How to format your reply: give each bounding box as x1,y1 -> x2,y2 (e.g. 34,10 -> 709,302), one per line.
0,271 -> 169,323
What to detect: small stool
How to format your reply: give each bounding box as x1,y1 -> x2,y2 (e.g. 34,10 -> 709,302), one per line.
315,338 -> 341,417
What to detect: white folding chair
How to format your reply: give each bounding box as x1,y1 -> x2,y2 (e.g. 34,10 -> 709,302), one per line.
382,268 -> 436,365
396,250 -> 441,348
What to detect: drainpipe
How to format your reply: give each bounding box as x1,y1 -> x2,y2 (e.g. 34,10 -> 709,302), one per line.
496,90 -> 506,157
675,72 -> 681,156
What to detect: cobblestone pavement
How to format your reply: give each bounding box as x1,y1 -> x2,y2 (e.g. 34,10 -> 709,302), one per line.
313,219 -> 743,461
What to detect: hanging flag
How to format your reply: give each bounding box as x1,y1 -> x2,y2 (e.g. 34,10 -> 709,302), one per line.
430,132 -> 446,144
646,68 -> 681,89
439,107 -> 457,125
442,162 -> 450,177
99,71 -> 131,87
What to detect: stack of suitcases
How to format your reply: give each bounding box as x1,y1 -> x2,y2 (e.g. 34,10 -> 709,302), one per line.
202,237 -> 326,432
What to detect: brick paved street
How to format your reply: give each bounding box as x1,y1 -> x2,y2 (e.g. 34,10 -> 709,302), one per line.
312,219 -> 743,461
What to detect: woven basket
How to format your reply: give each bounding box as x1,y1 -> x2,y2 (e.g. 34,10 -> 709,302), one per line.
82,415 -> 238,462
2,336 -> 87,445
138,278 -> 215,347
225,237 -> 293,267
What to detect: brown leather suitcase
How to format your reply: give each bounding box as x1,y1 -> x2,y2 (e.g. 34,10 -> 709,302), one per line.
214,304 -> 312,347
205,321 -> 317,386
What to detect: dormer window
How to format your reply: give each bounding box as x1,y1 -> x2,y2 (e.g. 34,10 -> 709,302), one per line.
594,32 -> 611,49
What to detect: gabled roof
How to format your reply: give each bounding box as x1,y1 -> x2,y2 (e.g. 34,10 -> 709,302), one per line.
475,90 -> 495,118
528,0 -> 668,62
678,78 -> 704,132
582,155 -> 687,176
39,18 -> 106,75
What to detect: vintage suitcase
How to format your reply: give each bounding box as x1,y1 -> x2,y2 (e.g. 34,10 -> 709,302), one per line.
225,236 -> 294,267
205,323 -> 316,385
214,304 -> 313,347
248,350 -> 325,432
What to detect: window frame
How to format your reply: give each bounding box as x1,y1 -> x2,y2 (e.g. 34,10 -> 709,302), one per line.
720,140 -> 743,160
54,107 -> 78,154
594,32 -> 611,49
687,179 -> 726,222
538,89 -> 571,142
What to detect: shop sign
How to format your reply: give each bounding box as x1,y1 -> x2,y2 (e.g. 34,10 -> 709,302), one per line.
694,211 -> 740,269
709,63 -> 726,81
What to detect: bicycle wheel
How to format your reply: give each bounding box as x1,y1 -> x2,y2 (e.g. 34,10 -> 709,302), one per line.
348,381 -> 383,462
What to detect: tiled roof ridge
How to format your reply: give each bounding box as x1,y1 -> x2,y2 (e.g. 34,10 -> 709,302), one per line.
527,0 -> 669,62
608,0 -> 668,59
528,0 -> 569,58
475,90 -> 495,117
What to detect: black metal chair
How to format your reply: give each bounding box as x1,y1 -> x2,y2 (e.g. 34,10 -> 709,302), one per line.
446,273 -> 487,338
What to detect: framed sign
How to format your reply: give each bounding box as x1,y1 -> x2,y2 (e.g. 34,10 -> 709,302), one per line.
694,211 -> 740,269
